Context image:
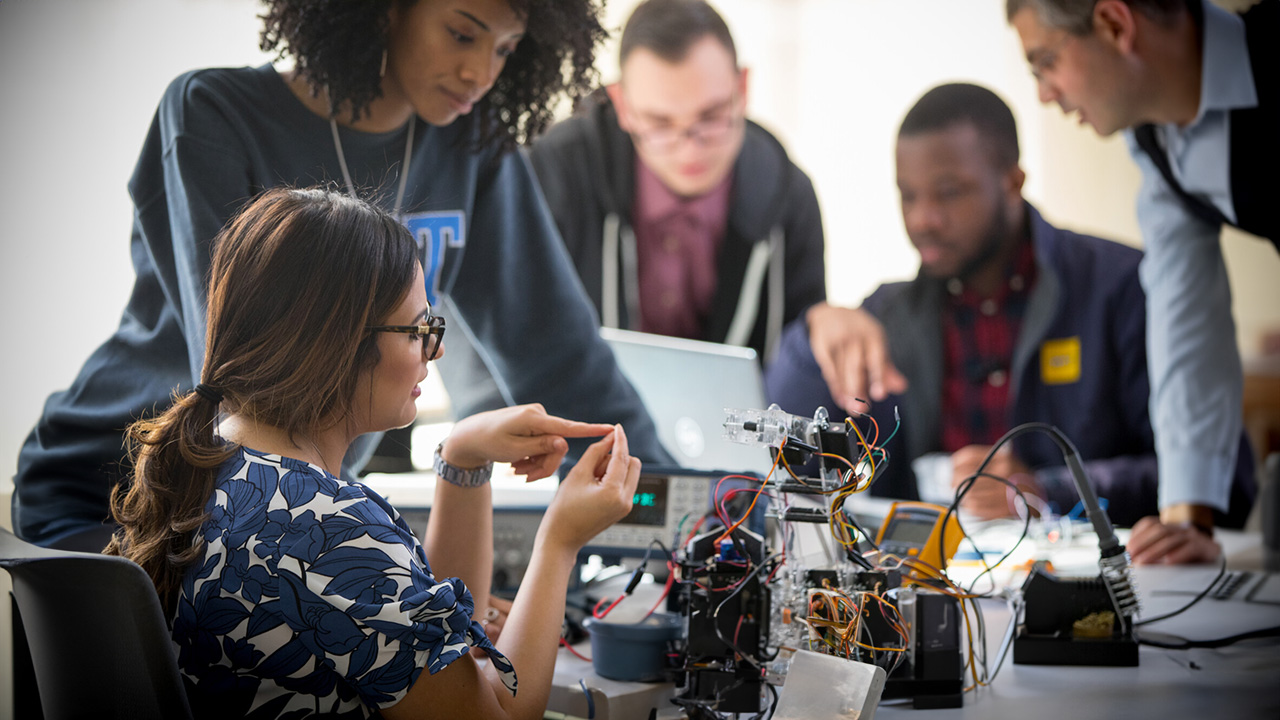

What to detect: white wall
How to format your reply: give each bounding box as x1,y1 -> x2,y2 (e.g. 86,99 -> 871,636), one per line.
0,0 -> 275,526
3,0 -> 1279,519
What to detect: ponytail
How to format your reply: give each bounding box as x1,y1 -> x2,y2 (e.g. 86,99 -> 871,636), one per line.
106,383 -> 235,615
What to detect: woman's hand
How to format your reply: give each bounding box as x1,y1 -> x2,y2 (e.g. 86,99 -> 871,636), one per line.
441,404 -> 614,481
539,425 -> 642,554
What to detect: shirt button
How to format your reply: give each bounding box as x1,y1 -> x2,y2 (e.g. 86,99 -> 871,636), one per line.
664,235 -> 680,253
1009,274 -> 1025,292
662,290 -> 679,309
980,299 -> 998,316
989,369 -> 1007,387
947,278 -> 964,296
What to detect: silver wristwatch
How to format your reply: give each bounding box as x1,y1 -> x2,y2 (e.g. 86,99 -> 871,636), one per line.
433,442 -> 493,487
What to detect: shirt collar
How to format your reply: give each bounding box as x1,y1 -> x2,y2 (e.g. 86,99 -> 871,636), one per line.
633,154 -> 733,226
944,227 -> 1037,304
1193,0 -> 1257,123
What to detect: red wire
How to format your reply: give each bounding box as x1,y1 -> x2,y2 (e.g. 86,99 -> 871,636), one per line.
593,594 -> 626,619
715,474 -> 769,543
560,636 -> 591,662
642,561 -> 677,620
713,474 -> 754,528
719,486 -> 767,524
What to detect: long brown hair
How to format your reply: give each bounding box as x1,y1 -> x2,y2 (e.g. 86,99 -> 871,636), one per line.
106,187 -> 418,611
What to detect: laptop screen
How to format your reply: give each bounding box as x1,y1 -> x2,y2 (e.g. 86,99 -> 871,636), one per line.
601,327 -> 775,476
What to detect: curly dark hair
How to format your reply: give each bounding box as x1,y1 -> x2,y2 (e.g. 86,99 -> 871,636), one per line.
259,0 -> 608,151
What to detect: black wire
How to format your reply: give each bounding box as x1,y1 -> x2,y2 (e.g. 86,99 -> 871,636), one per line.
647,538 -> 673,565
1137,624 -> 1280,649
1134,554 -> 1227,627
838,508 -> 879,569
937,421 -> 1075,574
754,680 -> 779,720
951,471 -> 1032,595
713,552 -> 781,665
672,675 -> 749,718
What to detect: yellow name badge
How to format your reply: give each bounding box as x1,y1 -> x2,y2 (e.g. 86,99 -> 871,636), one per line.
1040,337 -> 1081,385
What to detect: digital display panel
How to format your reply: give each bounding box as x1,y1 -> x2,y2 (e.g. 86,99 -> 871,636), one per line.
882,516 -> 938,547
619,475 -> 669,527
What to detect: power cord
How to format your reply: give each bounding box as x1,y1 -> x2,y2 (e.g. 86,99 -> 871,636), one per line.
1134,555 -> 1226,627
1138,624 -> 1280,649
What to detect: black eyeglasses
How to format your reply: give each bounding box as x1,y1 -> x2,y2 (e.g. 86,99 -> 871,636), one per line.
367,315 -> 446,361
630,93 -> 743,155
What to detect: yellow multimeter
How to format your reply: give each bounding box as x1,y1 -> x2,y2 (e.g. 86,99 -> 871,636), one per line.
874,501 -> 964,569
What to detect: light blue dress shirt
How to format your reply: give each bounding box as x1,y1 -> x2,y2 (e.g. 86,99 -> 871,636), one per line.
1123,0 -> 1257,513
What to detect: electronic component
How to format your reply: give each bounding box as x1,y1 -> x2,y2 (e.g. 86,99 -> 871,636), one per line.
582,469 -> 765,559
765,568 -> 962,709
1013,563 -> 1139,666
781,506 -> 829,523
990,423 -> 1141,667
660,405 -> 971,716
674,526 -> 772,715
724,405 -> 869,487
874,501 -> 963,569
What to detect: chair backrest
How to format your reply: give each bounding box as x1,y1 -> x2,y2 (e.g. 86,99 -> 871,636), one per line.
0,527 -> 193,720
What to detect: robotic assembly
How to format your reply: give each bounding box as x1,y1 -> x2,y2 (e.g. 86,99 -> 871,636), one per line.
609,404 -> 1143,718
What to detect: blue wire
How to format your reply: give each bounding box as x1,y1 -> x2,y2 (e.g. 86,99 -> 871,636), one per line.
1067,496 -> 1108,519
578,678 -> 595,719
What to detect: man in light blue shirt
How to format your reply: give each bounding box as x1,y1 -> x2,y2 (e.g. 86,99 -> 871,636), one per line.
1006,0 -> 1275,563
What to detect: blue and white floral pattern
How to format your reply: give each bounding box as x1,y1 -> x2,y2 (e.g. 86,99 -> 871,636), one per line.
173,448 -> 516,719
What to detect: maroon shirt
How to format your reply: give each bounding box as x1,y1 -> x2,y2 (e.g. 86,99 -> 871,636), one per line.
939,240 -> 1037,452
631,158 -> 732,340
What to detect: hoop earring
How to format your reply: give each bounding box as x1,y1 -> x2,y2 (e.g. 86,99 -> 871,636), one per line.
380,49 -> 388,79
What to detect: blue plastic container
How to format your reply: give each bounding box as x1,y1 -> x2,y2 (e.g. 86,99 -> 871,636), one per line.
582,613 -> 684,682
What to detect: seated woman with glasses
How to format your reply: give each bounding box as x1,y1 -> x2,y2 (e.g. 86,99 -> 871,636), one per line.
107,186 -> 642,720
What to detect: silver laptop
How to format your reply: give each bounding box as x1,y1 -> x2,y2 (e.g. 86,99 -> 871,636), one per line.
601,327 -> 774,475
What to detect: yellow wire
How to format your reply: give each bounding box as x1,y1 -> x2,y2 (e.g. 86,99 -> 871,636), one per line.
845,417 -> 876,484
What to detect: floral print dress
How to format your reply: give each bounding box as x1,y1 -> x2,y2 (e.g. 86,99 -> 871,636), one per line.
172,448 -> 516,719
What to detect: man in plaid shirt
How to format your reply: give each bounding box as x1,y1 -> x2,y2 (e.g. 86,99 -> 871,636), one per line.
767,83 -> 1254,531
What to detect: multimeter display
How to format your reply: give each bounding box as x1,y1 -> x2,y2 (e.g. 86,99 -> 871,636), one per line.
875,501 -> 964,568
881,516 -> 938,546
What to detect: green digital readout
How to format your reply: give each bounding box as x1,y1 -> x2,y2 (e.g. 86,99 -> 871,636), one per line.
620,476 -> 668,527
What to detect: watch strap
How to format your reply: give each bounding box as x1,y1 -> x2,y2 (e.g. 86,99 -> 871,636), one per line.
433,442 -> 493,487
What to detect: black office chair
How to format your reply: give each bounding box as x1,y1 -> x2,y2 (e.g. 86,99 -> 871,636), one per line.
0,526 -> 193,720
1265,453 -> 1280,571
